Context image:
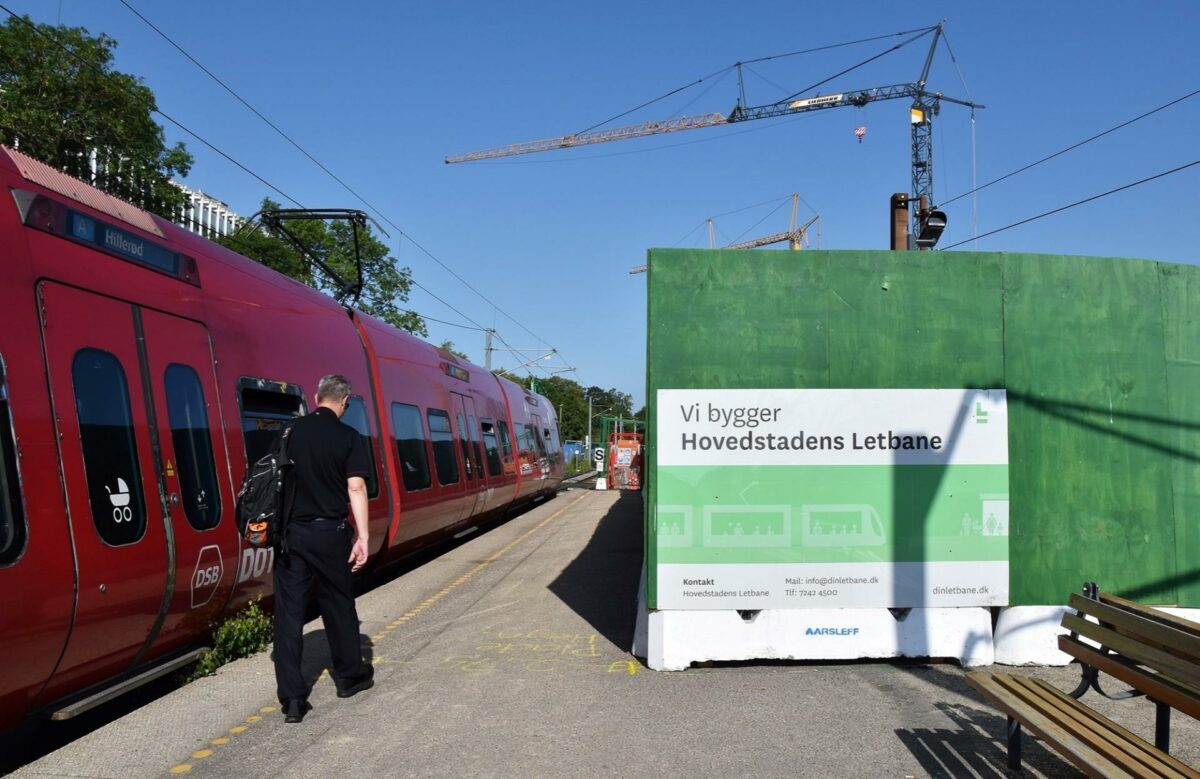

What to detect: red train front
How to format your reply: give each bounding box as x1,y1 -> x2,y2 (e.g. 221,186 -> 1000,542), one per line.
0,146 -> 565,730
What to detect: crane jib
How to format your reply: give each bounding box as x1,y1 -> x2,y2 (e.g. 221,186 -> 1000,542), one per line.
445,112 -> 729,164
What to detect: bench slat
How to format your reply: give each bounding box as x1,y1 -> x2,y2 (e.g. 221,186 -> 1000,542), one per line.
1100,593 -> 1200,642
1061,635 -> 1200,721
1021,676 -> 1200,779
1070,594 -> 1200,665
1063,613 -> 1200,698
991,674 -> 1193,778
966,671 -> 1147,778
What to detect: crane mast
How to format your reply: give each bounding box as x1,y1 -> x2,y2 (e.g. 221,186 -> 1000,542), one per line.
446,23 -> 982,247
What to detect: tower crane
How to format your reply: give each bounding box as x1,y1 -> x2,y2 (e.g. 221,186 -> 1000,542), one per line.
446,23 -> 981,248
716,194 -> 819,250
629,194 -> 818,273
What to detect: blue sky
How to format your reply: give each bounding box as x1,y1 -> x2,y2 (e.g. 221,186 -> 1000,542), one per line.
9,1 -> 1200,407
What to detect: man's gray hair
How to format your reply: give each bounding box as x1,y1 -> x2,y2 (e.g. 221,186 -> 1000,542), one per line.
317,374 -> 353,403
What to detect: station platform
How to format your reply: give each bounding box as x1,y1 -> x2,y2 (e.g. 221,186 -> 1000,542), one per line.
13,488 -> 1200,778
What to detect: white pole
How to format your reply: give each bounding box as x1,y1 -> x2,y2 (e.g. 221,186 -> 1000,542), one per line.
586,394 -> 593,453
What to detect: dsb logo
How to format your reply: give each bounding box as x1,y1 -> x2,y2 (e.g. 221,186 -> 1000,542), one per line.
190,545 -> 224,608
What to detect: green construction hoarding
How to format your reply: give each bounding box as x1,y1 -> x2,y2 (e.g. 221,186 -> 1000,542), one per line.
645,248 -> 1200,609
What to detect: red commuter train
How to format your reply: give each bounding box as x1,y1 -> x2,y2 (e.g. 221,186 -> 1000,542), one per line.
0,146 -> 565,730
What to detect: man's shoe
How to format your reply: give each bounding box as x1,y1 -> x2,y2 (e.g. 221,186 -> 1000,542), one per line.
282,698 -> 312,723
336,676 -> 374,699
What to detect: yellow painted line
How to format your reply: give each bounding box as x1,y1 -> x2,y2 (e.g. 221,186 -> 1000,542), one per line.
170,491 -> 589,773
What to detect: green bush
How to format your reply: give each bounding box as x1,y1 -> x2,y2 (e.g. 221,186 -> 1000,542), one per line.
188,597 -> 273,681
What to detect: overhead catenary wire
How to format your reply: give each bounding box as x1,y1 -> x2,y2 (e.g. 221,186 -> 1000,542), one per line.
175,215 -> 486,333
14,2 -> 568,364
938,158 -> 1200,251
940,87 -> 1200,208
0,3 -> 305,208
116,0 -> 369,211
397,231 -> 553,349
116,0 -> 562,355
10,5 -> 519,351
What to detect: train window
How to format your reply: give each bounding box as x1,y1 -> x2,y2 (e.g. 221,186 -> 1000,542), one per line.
341,396 -> 380,499
72,348 -> 146,546
0,358 -> 27,565
468,415 -> 486,479
533,427 -> 547,456
391,403 -> 430,492
239,379 -> 304,465
480,420 -> 502,477
164,364 -> 220,530
498,421 -> 513,458
456,412 -> 474,481
514,423 -> 531,456
427,409 -> 459,485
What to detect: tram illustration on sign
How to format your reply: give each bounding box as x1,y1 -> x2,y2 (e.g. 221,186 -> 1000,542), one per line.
800,504 -> 887,547
702,505 -> 792,547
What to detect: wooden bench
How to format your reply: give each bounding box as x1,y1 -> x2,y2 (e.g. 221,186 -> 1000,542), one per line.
966,583 -> 1200,777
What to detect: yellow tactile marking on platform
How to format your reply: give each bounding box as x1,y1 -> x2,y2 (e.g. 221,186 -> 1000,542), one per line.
167,492 -> 588,775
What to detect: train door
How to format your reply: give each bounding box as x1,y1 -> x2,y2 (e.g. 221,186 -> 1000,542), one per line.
530,413 -> 549,482
137,308 -> 237,658
35,283 -> 169,697
451,392 -> 485,520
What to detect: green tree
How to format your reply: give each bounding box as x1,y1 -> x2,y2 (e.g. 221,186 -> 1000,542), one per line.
584,386 -> 635,419
439,340 -> 470,361
530,376 -> 588,441
0,16 -> 192,217
220,199 -> 426,335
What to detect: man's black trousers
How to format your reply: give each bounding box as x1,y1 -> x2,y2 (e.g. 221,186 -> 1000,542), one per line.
272,519 -> 372,703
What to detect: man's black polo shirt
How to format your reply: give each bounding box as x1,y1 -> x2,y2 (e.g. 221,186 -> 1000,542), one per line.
287,406 -> 370,522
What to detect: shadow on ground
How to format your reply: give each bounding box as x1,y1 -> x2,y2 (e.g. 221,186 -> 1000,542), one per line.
896,700 -> 1084,778
0,495 -> 553,774
546,490 -> 644,651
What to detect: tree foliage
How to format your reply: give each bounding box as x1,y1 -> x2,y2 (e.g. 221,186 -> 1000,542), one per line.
0,16 -> 192,217
488,372 -> 637,443
220,199 -> 426,336
439,340 -> 470,361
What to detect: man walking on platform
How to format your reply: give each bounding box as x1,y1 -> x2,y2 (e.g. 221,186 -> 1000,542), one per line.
273,373 -> 375,723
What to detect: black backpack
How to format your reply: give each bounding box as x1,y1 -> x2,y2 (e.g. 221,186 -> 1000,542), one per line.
236,422 -> 295,548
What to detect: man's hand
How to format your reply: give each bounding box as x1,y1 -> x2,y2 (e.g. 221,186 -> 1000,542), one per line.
348,535 -> 369,572
346,475 -> 369,572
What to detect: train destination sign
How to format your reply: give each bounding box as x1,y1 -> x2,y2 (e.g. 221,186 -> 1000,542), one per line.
66,209 -> 181,275
654,388 -> 1010,610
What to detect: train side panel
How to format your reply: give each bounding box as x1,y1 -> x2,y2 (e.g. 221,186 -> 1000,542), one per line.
355,315 -> 520,558
0,161 -> 76,730
177,234 -> 389,609
496,378 -> 566,499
